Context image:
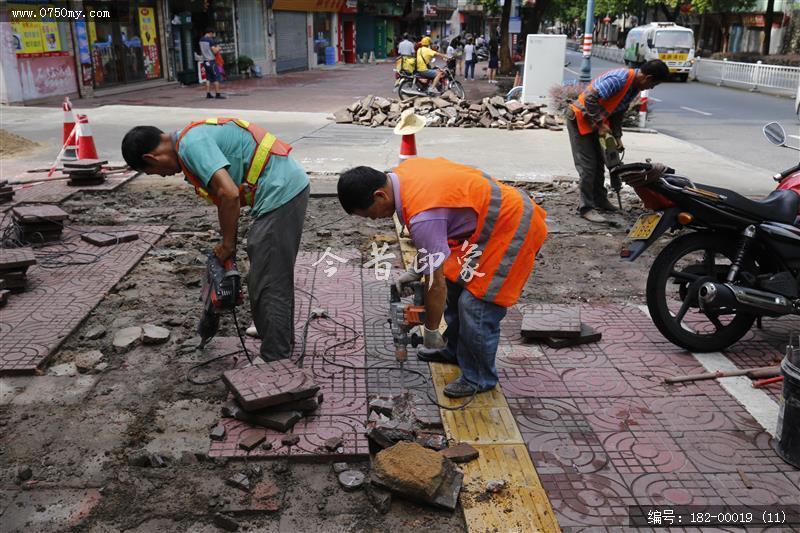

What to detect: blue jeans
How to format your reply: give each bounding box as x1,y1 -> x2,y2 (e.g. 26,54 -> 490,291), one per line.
440,280 -> 507,391
465,60 -> 475,79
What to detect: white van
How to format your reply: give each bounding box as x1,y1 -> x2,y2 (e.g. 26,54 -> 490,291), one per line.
624,22 -> 695,81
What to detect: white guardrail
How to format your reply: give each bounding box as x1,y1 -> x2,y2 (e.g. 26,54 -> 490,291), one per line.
585,45 -> 800,97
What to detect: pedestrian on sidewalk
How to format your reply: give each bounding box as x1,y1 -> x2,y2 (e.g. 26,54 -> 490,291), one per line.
121,118 -> 310,362
199,28 -> 225,99
464,38 -> 476,80
337,157 -> 548,398
567,60 -> 669,223
487,35 -> 498,84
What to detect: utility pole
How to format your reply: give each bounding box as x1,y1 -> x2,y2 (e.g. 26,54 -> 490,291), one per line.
579,0 -> 595,82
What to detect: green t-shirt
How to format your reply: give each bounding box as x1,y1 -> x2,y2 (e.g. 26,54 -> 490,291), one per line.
177,122 -> 309,218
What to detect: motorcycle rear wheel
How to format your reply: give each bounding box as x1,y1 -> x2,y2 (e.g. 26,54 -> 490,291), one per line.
397,79 -> 415,101
448,80 -> 466,99
646,232 -> 756,352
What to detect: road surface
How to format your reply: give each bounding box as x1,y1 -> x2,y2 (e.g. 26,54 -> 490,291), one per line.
564,49 -> 799,182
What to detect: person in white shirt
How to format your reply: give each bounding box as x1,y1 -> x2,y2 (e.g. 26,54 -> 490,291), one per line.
464,38 -> 475,80
398,33 -> 415,57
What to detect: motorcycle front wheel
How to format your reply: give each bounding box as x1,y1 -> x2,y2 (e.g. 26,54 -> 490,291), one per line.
397,79 -> 415,101
448,80 -> 466,100
646,232 -> 756,352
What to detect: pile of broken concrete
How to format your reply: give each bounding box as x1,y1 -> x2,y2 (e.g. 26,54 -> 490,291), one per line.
332,93 -> 564,130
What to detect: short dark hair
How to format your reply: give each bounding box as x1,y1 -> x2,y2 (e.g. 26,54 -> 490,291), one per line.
337,166 -> 388,214
121,126 -> 163,171
205,27 -> 215,34
641,59 -> 670,83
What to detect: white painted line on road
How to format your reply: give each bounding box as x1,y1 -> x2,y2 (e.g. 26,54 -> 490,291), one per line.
564,66 -> 581,77
635,304 -> 779,436
680,106 -> 713,116
789,134 -> 800,140
649,96 -> 663,102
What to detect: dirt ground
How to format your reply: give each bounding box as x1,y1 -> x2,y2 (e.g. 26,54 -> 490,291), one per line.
0,129 -> 39,159
1,173 -> 656,532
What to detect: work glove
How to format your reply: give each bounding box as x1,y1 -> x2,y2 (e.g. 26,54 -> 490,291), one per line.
422,326 -> 446,350
395,269 -> 422,295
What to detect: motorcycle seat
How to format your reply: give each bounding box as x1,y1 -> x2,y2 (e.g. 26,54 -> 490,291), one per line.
700,184 -> 799,224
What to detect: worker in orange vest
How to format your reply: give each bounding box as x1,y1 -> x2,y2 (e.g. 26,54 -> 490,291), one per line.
337,157 -> 548,398
567,60 -> 669,223
121,118 -> 310,362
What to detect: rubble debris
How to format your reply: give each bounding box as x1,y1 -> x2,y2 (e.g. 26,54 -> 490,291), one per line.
81,231 -> 139,247
221,401 -> 303,432
226,472 -> 251,492
48,362 -> 78,377
74,350 -> 105,373
113,326 -> 142,352
247,465 -> 264,480
324,435 -> 344,452
11,204 -> 68,244
260,440 -> 273,451
16,466 -> 32,482
332,462 -> 349,474
223,360 -> 320,411
415,432 -> 448,451
440,442 -> 479,463
521,305 -> 581,339
281,433 -> 300,447
179,451 -> 199,465
141,324 -> 170,345
127,450 -> 168,468
210,424 -> 226,441
368,398 -> 394,418
366,420 -> 415,449
366,484 -> 392,514
544,323 -> 602,348
371,441 -> 463,510
212,512 -> 240,532
338,470 -> 365,491
239,432 -> 266,451
330,94 -> 560,130
486,479 -> 507,493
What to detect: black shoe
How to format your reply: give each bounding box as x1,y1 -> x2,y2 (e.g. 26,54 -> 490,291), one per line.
417,348 -> 457,365
206,93 -> 214,99
215,93 -> 227,99
597,198 -> 619,212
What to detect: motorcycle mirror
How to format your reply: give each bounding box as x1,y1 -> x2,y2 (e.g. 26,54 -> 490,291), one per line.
763,122 -> 786,147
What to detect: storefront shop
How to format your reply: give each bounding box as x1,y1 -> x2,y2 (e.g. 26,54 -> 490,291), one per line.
168,0 -> 236,84
273,0 -> 344,72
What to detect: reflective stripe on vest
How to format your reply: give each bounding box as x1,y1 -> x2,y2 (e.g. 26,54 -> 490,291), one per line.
483,188 -> 534,302
453,171 -> 503,287
570,69 -> 636,136
176,117 -> 290,207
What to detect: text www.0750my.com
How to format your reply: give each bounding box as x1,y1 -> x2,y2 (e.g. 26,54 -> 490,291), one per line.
10,7 -> 111,21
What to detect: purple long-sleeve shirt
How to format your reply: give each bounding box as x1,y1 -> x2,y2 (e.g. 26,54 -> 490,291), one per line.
390,173 -> 477,272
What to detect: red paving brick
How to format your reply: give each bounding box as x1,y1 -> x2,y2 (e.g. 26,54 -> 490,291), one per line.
0,224 -> 166,373
503,304 -> 800,527
1,171 -> 138,212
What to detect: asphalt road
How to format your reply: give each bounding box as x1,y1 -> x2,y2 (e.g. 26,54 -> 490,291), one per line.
564,49 -> 800,179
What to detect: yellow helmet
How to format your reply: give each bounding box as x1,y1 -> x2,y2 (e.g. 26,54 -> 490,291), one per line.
420,37 -> 431,46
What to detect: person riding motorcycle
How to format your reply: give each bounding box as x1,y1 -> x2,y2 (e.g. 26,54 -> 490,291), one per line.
415,37 -> 451,94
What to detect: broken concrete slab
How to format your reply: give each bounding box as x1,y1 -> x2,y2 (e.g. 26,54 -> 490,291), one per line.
213,512 -> 240,531
338,470 -> 365,491
325,435 -> 344,452
226,472 -> 251,492
371,441 -> 463,511
366,419 -> 415,449
0,247 -> 36,271
239,432 -> 266,451
142,324 -> 170,345
520,304 -> 581,339
368,398 -> 394,417
112,326 -> 142,351
544,323 -> 602,348
81,231 -> 139,247
332,462 -> 349,474
223,360 -> 320,411
221,401 -> 302,432
281,433 -> 300,447
415,432 -> 448,451
210,424 -> 227,441
74,350 -> 105,373
440,442 -> 479,463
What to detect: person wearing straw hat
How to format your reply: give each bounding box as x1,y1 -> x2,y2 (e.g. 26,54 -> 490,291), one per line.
394,109 -> 425,161
336,159 -> 548,398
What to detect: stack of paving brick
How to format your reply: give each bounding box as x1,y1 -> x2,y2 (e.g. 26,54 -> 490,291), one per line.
11,204 -> 68,244
520,304 -> 602,348
0,180 -> 13,204
0,247 -> 36,295
220,360 -> 322,439
63,159 -> 108,186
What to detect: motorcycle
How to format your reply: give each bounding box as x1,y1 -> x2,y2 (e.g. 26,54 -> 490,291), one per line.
615,122 -> 800,352
395,66 -> 465,101
475,44 -> 489,62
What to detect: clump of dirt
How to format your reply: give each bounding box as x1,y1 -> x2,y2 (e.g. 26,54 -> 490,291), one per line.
372,441 -> 445,498
0,128 -> 39,158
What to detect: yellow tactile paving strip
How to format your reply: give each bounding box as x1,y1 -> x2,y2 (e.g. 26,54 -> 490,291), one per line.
392,215 -> 561,533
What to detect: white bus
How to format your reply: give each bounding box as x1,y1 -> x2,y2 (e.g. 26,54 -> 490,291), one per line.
624,22 -> 695,82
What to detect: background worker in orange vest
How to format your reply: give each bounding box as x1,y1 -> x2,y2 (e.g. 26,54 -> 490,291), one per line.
121,119 -> 310,362
337,157 -> 547,398
567,60 -> 669,223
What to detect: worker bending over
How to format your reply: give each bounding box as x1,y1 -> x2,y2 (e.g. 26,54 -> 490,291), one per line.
337,157 -> 547,397
121,118 -> 309,362
567,59 -> 670,223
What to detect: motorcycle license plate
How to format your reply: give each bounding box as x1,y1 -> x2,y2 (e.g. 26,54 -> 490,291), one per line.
628,213 -> 662,240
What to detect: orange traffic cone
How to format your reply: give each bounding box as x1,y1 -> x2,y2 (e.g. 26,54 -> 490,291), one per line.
76,114 -> 99,160
62,97 -> 78,161
399,134 -> 417,160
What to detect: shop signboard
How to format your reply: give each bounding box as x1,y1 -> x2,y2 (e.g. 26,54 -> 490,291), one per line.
75,20 -> 91,65
138,7 -> 161,79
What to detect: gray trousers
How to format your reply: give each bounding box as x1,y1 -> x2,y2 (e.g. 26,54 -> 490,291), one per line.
246,186 -> 309,361
567,118 -> 607,214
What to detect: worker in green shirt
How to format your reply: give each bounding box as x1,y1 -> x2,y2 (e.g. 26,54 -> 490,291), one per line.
121,118 -> 309,362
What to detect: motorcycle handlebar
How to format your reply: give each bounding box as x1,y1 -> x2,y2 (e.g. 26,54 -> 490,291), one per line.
776,162 -> 800,181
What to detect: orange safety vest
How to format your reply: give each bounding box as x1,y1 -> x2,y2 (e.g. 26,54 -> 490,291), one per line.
175,117 -> 292,207
394,157 -> 548,308
570,69 -> 636,135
